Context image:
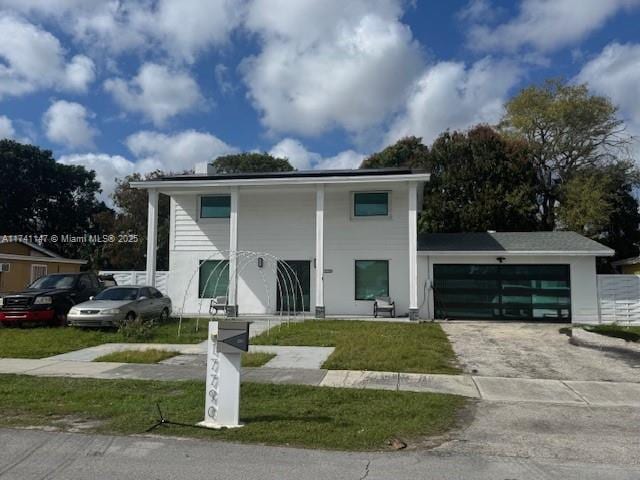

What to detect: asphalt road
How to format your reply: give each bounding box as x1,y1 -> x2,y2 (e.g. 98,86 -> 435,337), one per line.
1,428 -> 639,480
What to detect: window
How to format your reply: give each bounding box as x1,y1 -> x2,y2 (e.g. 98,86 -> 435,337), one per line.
30,264 -> 47,283
150,287 -> 164,298
353,192 -> 389,217
78,275 -> 92,292
200,195 -> 231,218
355,260 -> 389,300
199,260 -> 229,298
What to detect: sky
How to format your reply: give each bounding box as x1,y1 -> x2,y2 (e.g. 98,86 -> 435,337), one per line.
1,0 -> 639,204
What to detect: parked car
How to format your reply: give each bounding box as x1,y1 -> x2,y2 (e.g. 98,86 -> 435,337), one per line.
67,285 -> 171,328
0,272 -> 103,326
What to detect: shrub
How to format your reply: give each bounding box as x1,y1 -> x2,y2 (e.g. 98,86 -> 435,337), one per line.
116,316 -> 155,341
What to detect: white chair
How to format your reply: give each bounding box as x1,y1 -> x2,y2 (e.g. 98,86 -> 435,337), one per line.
209,296 -> 228,316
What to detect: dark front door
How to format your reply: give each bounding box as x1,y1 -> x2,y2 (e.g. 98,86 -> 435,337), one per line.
433,264 -> 571,321
276,260 -> 311,312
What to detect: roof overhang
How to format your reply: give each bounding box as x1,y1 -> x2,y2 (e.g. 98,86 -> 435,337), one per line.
418,250 -> 615,257
0,253 -> 87,264
131,173 -> 430,191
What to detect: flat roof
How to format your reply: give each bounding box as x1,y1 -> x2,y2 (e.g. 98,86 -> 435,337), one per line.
131,168 -> 430,189
418,231 -> 614,256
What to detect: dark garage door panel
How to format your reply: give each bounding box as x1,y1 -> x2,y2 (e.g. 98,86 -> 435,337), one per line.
433,264 -> 571,321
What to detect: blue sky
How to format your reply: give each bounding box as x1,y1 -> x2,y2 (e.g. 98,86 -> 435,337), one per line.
1,0 -> 639,203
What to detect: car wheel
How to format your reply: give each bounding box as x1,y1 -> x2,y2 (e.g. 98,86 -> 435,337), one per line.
159,308 -> 169,323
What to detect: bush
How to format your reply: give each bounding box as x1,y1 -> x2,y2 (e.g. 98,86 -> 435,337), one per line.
115,316 -> 155,341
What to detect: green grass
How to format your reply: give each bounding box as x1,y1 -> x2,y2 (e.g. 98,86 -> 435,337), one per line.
584,324 -> 640,342
0,318 -> 208,359
94,349 -> 179,364
252,320 -> 460,374
0,374 -> 466,451
241,352 -> 276,367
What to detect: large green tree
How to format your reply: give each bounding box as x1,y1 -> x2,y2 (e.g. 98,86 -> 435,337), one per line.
0,140 -> 107,259
96,171 -> 170,270
359,136 -> 429,169
500,79 -> 632,230
420,126 -> 539,233
212,152 -> 295,173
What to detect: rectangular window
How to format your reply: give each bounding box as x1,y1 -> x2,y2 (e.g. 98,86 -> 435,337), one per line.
30,264 -> 47,283
199,260 -> 229,298
355,260 -> 389,300
200,195 -> 231,218
353,192 -> 389,217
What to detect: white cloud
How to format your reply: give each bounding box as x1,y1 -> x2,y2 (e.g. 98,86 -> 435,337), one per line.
58,153 -> 135,205
0,115 -> 16,139
126,130 -> 237,173
387,58 -> 521,145
575,42 -> 640,158
269,137 -> 364,170
467,0 -> 640,53
269,138 -> 319,170
241,0 -> 423,136
104,63 -> 204,126
0,14 -> 95,98
0,0 -> 243,63
43,100 -> 97,149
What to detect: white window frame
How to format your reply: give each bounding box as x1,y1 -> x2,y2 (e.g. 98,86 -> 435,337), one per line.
350,190 -> 392,221
30,264 -> 48,283
197,194 -> 232,222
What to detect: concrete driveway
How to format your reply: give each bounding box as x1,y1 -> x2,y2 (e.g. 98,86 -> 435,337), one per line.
441,322 -> 640,382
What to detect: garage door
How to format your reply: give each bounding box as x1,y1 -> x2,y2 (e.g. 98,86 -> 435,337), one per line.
433,264 -> 571,321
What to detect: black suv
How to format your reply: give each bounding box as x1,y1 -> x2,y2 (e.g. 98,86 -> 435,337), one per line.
0,272 -> 103,326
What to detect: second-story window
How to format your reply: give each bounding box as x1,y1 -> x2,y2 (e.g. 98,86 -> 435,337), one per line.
353,192 -> 389,217
200,195 -> 231,218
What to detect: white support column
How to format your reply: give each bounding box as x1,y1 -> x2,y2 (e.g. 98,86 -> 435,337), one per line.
145,188 -> 158,287
228,186 -> 239,316
315,184 -> 325,318
408,182 -> 419,320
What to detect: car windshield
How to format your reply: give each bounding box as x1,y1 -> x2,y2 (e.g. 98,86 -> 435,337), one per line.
28,275 -> 76,289
94,288 -> 139,301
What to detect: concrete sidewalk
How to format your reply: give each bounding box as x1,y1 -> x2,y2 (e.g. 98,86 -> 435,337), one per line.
2,357 -> 640,407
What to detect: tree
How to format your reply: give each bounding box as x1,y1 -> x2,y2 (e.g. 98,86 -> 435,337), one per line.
420,126 -> 539,233
359,136 -> 429,169
212,152 -> 295,173
558,162 -> 640,261
96,171 -> 170,270
0,140 -> 107,259
501,79 -> 632,229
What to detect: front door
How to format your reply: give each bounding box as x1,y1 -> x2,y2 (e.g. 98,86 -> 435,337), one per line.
276,260 -> 311,312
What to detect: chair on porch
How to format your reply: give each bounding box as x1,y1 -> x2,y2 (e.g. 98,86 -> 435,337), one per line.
373,296 -> 395,318
209,296 -> 228,316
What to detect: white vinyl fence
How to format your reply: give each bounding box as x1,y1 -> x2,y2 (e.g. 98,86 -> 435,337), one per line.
597,275 -> 640,325
99,271 -> 170,296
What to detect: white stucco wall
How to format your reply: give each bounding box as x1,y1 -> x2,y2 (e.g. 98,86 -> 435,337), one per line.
168,182 -> 412,316
417,254 -> 600,324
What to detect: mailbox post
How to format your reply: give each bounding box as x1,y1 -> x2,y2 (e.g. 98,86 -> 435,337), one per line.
198,320 -> 251,429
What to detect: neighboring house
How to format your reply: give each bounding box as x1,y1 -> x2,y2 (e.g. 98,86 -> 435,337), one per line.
0,240 -> 87,293
133,166 -> 613,324
611,256 -> 640,274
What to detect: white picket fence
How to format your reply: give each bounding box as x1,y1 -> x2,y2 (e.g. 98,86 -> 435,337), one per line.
597,275 -> 640,325
99,271 -> 170,296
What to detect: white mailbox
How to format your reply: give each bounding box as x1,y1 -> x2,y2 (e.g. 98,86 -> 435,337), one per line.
198,320 -> 251,429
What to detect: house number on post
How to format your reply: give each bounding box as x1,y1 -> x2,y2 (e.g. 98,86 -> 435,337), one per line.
198,320 -> 251,429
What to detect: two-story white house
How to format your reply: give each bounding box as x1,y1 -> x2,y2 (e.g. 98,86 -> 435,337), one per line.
133,166 -> 613,323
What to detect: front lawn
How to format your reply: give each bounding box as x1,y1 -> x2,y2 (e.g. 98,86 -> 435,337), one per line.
0,318 -> 208,359
0,374 -> 466,451
252,320 -> 460,374
584,324 -> 640,342
94,349 -> 179,364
